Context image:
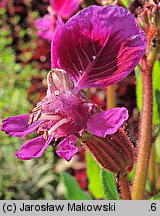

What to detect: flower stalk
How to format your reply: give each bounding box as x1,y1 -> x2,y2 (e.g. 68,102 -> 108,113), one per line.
149,144 -> 156,193
132,47 -> 158,200
119,172 -> 131,200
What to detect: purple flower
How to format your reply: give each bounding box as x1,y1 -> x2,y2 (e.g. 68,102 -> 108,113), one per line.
35,0 -> 80,41
52,5 -> 146,92
35,12 -> 57,41
1,6 -> 146,161
50,0 -> 80,19
0,0 -> 8,8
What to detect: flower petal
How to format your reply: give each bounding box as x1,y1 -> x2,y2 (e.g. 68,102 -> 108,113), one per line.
50,0 -> 79,18
87,107 -> 129,137
1,114 -> 42,137
47,68 -> 74,96
16,135 -> 54,160
56,134 -> 78,161
51,5 -> 146,92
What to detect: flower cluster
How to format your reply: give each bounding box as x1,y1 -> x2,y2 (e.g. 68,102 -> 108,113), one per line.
1,5 -> 146,161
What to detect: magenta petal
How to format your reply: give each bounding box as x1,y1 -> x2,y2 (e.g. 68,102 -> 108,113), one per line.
50,0 -> 79,18
51,5 -> 146,92
1,114 -> 42,137
56,134 -> 78,161
16,135 -> 54,160
87,107 -> 129,137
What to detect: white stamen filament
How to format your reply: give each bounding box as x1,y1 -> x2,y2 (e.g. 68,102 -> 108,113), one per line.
48,118 -> 69,135
40,114 -> 62,121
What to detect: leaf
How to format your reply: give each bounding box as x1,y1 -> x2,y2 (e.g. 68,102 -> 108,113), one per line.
150,194 -> 160,200
86,151 -> 104,198
100,168 -> 119,200
155,90 -> 160,120
61,171 -> 92,200
136,60 -> 160,125
155,135 -> 160,163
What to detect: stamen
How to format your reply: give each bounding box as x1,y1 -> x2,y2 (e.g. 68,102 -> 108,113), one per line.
34,110 -> 42,121
28,113 -> 34,125
48,118 -> 69,135
43,130 -> 49,140
33,105 -> 42,113
40,114 -> 61,121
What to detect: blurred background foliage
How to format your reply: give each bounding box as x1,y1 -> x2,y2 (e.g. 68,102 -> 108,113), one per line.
1,0 -> 160,201
0,1 -> 90,200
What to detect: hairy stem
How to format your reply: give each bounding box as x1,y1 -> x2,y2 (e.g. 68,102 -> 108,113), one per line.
132,49 -> 157,199
119,173 -> 131,200
149,144 -> 156,193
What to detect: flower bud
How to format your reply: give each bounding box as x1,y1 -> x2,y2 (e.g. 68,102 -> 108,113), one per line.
83,128 -> 134,173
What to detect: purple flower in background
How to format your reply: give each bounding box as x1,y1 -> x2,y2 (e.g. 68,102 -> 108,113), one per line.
0,0 -> 8,8
35,0 -> 80,41
50,0 -> 80,19
2,6 -> 146,161
35,11 -> 57,41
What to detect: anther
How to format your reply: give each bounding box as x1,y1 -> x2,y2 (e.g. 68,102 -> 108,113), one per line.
43,130 -> 48,140
33,105 -> 42,113
34,110 -> 42,121
28,113 -> 34,125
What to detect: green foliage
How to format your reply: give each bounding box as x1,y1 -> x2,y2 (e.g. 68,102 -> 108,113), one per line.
0,144 -> 59,199
0,8 -> 61,200
61,172 -> 92,200
86,151 -> 104,199
150,194 -> 160,200
100,169 -> 119,200
136,60 -> 160,125
155,135 -> 160,163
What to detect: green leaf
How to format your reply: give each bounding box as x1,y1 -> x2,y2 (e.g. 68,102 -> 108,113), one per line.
100,169 -> 119,200
121,0 -> 129,7
150,194 -> 160,200
155,135 -> 160,163
86,151 -> 104,198
136,60 -> 160,125
155,90 -> 160,120
61,171 -> 92,200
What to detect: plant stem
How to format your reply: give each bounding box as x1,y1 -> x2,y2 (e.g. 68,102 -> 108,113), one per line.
157,164 -> 160,190
132,48 -> 157,199
119,172 -> 131,200
106,85 -> 116,109
149,144 -> 156,193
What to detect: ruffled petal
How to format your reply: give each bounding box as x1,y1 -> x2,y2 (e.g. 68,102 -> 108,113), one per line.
16,135 -> 54,160
87,107 -> 129,137
50,0 -> 79,18
1,114 -> 42,137
56,134 -> 78,161
51,5 -> 146,92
